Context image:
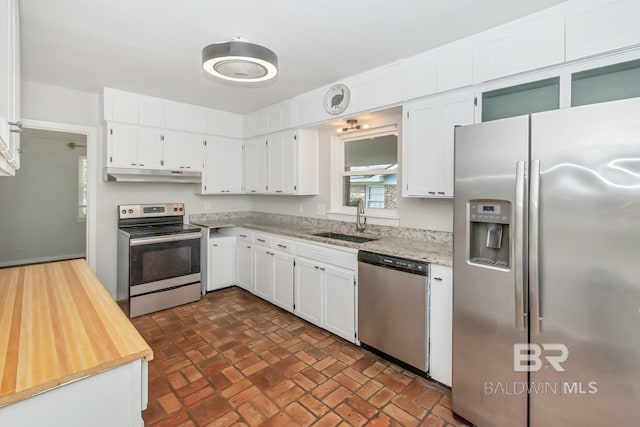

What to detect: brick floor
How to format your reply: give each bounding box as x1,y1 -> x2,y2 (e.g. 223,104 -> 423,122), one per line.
132,287 -> 469,427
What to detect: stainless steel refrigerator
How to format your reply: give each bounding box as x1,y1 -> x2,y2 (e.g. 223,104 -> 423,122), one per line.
452,97 -> 640,426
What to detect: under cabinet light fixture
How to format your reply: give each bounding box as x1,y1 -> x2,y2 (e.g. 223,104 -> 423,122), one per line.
202,37 -> 278,83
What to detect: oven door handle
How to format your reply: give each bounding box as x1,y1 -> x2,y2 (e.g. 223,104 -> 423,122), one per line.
130,232 -> 201,246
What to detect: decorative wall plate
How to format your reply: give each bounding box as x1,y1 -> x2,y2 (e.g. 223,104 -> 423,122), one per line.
324,84 -> 350,115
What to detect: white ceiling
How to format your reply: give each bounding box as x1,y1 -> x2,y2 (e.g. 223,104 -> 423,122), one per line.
20,0 -> 567,114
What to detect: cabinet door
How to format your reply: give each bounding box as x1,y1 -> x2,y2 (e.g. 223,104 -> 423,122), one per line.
253,246 -> 274,302
294,258 -> 323,327
438,92 -> 475,197
236,242 -> 253,292
138,96 -> 165,128
137,127 -> 164,169
112,91 -> 139,124
403,100 -> 439,197
566,0 -> 640,61
273,251 -> 294,312
282,131 -> 296,194
225,140 -> 244,193
244,138 -> 259,193
210,237 -> 235,291
182,133 -> 204,171
0,0 -> 10,153
165,101 -> 186,130
429,265 -> 453,386
267,133 -> 284,193
203,137 -> 226,194
109,124 -> 138,167
436,37 -> 474,92
323,265 -> 356,343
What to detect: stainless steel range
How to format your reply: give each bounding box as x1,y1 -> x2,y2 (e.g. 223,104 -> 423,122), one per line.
117,203 -> 202,317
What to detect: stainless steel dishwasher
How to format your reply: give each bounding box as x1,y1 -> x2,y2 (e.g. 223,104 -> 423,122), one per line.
358,251 -> 429,372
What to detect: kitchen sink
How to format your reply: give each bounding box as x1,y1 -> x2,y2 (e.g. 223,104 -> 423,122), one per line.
311,232 -> 379,243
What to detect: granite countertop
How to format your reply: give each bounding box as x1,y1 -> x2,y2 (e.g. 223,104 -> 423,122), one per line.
190,218 -> 453,266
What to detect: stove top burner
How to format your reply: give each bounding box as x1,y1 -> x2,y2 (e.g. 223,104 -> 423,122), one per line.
120,223 -> 201,238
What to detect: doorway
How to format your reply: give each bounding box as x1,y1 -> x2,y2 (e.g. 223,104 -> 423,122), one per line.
0,129 -> 87,266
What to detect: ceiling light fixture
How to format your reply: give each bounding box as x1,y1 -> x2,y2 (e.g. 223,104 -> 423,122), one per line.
202,37 -> 278,83
337,119 -> 363,133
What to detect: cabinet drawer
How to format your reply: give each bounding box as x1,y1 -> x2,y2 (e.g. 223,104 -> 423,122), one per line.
296,242 -> 357,271
235,228 -> 254,242
272,237 -> 295,254
253,232 -> 272,247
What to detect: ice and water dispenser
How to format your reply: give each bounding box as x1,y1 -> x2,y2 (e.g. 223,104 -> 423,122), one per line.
468,200 -> 511,268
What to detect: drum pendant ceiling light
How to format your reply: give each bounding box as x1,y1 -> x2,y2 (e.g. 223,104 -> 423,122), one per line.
202,37 -> 278,83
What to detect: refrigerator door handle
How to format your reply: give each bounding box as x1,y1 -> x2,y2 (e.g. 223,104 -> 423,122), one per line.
514,160 -> 526,330
529,159 -> 542,335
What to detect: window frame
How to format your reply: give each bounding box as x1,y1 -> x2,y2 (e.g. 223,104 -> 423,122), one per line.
329,124 -> 400,225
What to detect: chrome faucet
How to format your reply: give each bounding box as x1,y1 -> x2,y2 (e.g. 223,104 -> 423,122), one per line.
356,198 -> 367,232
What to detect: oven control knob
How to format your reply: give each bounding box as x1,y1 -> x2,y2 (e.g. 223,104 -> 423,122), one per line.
173,207 -> 178,212
179,207 -> 183,211
121,209 -> 126,215
128,209 -> 133,214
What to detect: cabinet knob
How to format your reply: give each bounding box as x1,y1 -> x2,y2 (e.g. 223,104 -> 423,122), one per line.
428,191 -> 436,195
434,277 -> 443,281
213,244 -> 218,247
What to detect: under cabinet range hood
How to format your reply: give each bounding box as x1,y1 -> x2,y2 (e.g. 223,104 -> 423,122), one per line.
103,167 -> 201,183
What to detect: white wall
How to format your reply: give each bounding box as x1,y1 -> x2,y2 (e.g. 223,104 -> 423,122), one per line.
0,133 -> 86,265
21,81 -> 252,297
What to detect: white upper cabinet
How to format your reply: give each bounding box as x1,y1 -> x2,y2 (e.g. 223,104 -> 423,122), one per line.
207,109 -> 242,138
243,109 -> 266,138
403,91 -> 475,198
104,88 -> 242,138
1,0 -> 20,174
479,7 -> 565,81
110,90 -> 139,124
165,100 -> 187,130
186,105 -> 207,134
136,127 -> 164,169
163,132 -> 203,171
264,101 -> 293,135
404,50 -> 437,101
243,136 -> 268,193
108,123 -> 139,168
566,0 -> 640,61
268,129 -> 318,195
138,96 -> 165,128
291,87 -> 327,129
202,136 -> 243,194
436,37 -> 476,92
344,62 -> 404,115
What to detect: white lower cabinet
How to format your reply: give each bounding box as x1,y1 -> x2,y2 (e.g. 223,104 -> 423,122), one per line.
295,256 -> 357,343
272,251 -> 294,312
227,228 -> 357,343
209,236 -> 235,291
253,245 -> 274,301
294,257 -> 323,327
429,264 -> 453,386
235,240 -> 253,292
322,265 -> 356,342
253,244 -> 294,312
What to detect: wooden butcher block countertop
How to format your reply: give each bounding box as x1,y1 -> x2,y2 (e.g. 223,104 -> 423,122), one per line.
0,259 -> 153,407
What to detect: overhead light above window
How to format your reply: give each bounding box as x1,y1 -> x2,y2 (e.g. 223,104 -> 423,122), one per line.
202,37 -> 278,83
337,119 -> 370,133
